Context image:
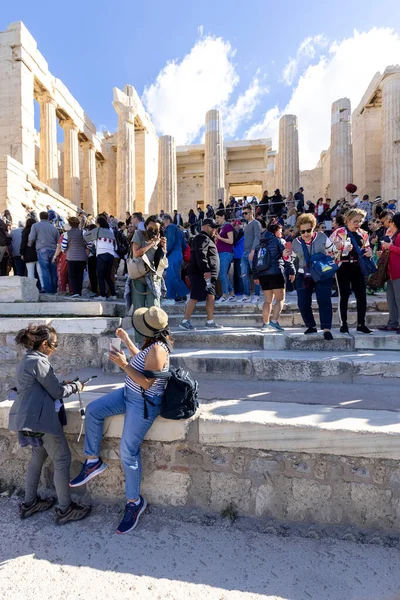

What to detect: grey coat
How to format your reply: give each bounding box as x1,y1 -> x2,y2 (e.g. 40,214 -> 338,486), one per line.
8,351 -> 79,436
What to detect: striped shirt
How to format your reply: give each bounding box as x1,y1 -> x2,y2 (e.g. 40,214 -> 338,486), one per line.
125,342 -> 170,398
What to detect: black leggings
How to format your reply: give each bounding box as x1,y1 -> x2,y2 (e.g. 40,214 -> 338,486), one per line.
67,261 -> 86,295
97,253 -> 115,297
336,262 -> 367,326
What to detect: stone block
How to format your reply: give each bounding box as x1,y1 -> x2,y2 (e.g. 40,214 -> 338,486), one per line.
286,479 -> 332,522
254,476 -> 292,520
141,470 -> 190,506
0,276 -> 39,302
248,458 -> 281,477
350,483 -> 393,528
210,472 -> 251,513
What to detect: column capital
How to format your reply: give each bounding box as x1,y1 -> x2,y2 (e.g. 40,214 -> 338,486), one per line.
36,91 -> 57,107
81,139 -> 95,150
113,103 -> 136,124
381,67 -> 400,87
61,118 -> 79,132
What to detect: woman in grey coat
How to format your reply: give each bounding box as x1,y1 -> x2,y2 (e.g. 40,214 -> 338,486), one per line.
8,324 -> 91,524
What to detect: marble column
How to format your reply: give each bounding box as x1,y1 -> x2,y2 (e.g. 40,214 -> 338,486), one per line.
330,98 -> 353,202
204,109 -> 225,207
158,135 -> 177,213
113,86 -> 136,218
38,93 -> 59,192
62,119 -> 80,205
277,114 -> 299,195
82,141 -> 97,216
381,68 -> 400,202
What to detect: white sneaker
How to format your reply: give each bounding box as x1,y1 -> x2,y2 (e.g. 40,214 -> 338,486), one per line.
228,296 -> 237,303
95,296 -> 106,301
240,296 -> 251,303
216,297 -> 227,304
251,296 -> 260,304
162,299 -> 175,306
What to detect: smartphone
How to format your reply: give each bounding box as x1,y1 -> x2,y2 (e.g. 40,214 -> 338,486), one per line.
110,338 -> 121,352
285,241 -> 292,252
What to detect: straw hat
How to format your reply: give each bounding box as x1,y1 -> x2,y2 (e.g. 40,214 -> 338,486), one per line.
132,306 -> 169,338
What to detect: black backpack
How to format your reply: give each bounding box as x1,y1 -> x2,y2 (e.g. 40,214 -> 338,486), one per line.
114,229 -> 130,259
142,367 -> 199,420
252,239 -> 273,275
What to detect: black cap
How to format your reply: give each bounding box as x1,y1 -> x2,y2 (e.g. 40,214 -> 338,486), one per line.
202,218 -> 218,228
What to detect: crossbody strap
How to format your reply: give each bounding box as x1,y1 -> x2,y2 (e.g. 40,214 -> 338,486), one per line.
346,229 -> 363,258
300,237 -> 313,268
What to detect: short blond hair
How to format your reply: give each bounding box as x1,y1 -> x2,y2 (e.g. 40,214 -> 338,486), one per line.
344,208 -> 366,223
296,213 -> 316,229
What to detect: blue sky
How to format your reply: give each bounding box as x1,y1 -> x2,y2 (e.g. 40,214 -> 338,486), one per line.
2,0 -> 400,168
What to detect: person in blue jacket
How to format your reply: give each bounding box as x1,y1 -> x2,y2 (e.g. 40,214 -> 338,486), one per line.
162,214 -> 189,304
252,223 -> 295,331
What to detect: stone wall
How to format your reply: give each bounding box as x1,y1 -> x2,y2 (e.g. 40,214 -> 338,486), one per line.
0,428 -> 399,532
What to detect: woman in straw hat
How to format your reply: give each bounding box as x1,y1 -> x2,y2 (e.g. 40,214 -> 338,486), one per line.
70,306 -> 172,534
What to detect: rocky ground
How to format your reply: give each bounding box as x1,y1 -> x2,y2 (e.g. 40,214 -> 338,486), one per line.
0,496 -> 399,600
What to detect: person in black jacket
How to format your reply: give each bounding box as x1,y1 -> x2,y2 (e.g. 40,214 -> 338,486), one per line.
0,217 -> 11,276
179,219 -> 221,331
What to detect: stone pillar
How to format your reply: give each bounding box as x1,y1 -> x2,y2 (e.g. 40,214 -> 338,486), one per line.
82,141 -> 97,216
330,98 -> 353,202
277,115 -> 299,195
381,68 -> 400,202
204,109 -> 225,207
38,93 -> 59,192
62,119 -> 81,205
113,86 -> 136,218
158,135 -> 177,213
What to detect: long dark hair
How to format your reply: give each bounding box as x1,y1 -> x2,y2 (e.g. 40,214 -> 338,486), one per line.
142,332 -> 173,352
24,217 -> 37,232
15,324 -> 57,350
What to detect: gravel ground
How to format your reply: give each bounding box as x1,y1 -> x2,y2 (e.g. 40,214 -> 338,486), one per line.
0,497 -> 399,600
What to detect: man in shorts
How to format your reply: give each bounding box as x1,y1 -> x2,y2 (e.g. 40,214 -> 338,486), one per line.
179,219 -> 222,331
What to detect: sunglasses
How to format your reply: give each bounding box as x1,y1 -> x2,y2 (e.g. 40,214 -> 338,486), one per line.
243,212 -> 250,215
49,341 -> 59,349
300,228 -> 313,234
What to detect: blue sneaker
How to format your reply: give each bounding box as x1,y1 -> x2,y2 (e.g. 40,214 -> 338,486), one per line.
69,458 -> 107,488
269,320 -> 285,332
117,496 -> 147,534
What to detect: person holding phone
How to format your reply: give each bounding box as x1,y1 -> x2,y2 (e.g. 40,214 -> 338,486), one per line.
252,223 -> 295,331
130,215 -> 167,344
8,324 -> 90,524
330,208 -> 373,334
290,214 -> 335,340
380,212 -> 400,332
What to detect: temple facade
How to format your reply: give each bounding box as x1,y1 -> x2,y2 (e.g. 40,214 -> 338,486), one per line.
0,22 -> 399,225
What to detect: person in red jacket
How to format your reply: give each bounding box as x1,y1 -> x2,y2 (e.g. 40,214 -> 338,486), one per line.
381,212 -> 400,333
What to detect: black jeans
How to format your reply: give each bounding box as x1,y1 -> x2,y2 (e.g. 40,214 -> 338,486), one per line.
13,256 -> 26,276
67,260 -> 86,295
88,256 -> 98,294
296,273 -> 333,330
336,262 -> 367,326
97,253 -> 115,297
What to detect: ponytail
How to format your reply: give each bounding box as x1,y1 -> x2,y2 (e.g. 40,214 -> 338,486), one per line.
15,324 -> 57,350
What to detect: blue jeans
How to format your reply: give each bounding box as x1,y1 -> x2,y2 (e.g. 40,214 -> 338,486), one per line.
165,250 -> 189,299
37,247 -> 57,293
84,386 -> 162,499
219,252 -> 233,295
240,251 -> 260,297
296,273 -> 333,330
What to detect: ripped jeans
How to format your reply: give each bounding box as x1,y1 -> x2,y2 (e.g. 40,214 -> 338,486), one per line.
84,386 -> 163,499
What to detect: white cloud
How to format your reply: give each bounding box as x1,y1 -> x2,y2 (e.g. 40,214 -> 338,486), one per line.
250,27 -> 400,170
282,34 -> 328,85
244,106 -> 280,143
142,35 -> 267,145
223,71 -> 269,137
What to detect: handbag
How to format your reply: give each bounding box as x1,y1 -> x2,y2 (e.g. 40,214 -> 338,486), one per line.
347,230 -> 377,277
127,255 -> 150,280
300,238 -> 338,282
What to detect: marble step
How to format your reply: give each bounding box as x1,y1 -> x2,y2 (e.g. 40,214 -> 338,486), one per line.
170,326 -> 400,351
162,296 -> 388,315
0,301 -> 127,318
167,312 -> 390,328
0,316 -> 122,335
170,348 -> 400,383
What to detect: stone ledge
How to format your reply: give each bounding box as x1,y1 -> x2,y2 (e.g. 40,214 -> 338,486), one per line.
0,302 -> 126,318
0,316 -> 121,335
1,397 -> 398,458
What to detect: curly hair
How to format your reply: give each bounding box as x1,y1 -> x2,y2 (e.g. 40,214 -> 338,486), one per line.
296,213 -> 317,229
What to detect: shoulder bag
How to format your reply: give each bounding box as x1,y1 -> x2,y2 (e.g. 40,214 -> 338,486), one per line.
346,230 -> 377,277
300,238 -> 338,282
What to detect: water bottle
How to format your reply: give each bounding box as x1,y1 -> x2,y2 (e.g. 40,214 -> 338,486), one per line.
342,236 -> 351,257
